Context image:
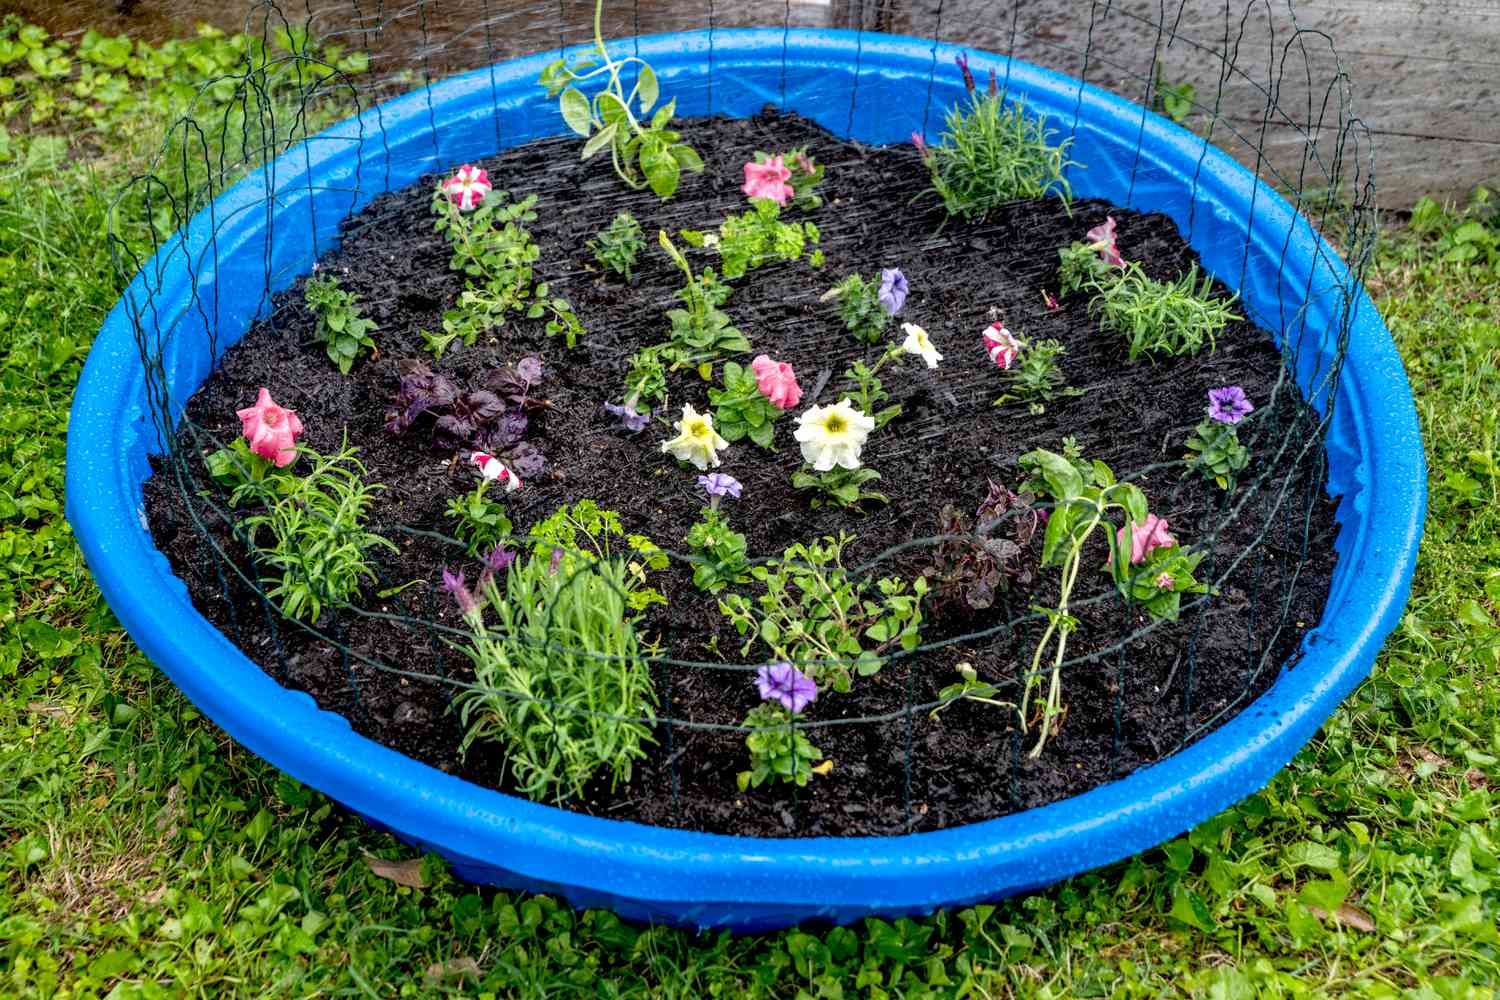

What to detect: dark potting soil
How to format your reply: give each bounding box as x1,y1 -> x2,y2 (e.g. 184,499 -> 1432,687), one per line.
143,109 -> 1340,837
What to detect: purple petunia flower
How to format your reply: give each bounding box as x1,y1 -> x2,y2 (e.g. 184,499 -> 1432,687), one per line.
878,268 -> 909,316
698,473 -> 743,499
604,400 -> 651,433
442,566 -> 479,615
755,662 -> 818,714
1206,385 -> 1254,425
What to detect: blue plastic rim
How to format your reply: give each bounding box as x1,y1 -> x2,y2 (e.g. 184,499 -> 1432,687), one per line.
66,29 -> 1424,931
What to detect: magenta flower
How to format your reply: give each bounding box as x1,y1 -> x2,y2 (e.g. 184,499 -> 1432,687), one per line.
755,662 -> 818,714
1117,513 -> 1177,566
1155,572 -> 1175,591
236,387 -> 304,468
1085,216 -> 1125,268
1042,289 -> 1061,312
443,164 -> 492,212
911,131 -> 930,162
604,400 -> 651,433
698,473 -> 743,499
442,566 -> 479,615
742,155 -> 793,206
1207,385 -> 1254,425
983,321 -> 1022,370
482,544 -> 516,575
955,52 -> 975,93
878,268 -> 909,315
750,354 -> 803,410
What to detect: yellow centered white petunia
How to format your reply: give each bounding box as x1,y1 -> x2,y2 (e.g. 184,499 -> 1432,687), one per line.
661,403 -> 729,470
900,322 -> 943,369
794,398 -> 876,472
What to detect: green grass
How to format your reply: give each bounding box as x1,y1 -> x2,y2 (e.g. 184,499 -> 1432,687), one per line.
3,16 -> 1500,996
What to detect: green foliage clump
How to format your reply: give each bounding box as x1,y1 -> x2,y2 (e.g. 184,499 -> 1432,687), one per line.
739,703 -> 822,791
791,466 -> 888,511
683,507 -> 750,594
826,272 -> 891,345
232,441 -> 396,624
525,500 -> 668,612
445,481 -> 514,557
426,187 -> 582,357
992,336 -> 1075,412
1088,262 -> 1240,361
924,92 -> 1074,221
537,0 -> 702,198
303,274 -> 377,375
589,210 -> 645,279
655,231 -> 749,368
453,539 -> 658,804
1184,418 -> 1251,491
707,360 -> 783,449
688,198 -> 819,280
719,533 -> 927,694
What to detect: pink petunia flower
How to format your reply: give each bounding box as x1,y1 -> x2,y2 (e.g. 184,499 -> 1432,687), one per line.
750,354 -> 803,410
1117,513 -> 1176,566
236,387 -> 304,468
742,156 -> 794,206
443,164 -> 492,211
1155,572 -> 1175,591
471,451 -> 522,492
982,321 -> 1022,370
1085,216 -> 1125,268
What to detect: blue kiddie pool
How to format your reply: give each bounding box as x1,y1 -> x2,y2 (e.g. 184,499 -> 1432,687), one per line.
66,30 -> 1424,931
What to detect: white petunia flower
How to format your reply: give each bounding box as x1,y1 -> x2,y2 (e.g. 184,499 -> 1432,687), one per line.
661,404 -> 729,470
794,398 -> 876,472
900,322 -> 943,369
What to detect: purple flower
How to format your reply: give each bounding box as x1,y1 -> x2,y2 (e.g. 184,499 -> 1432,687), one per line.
442,566 -> 479,615
604,400 -> 651,433
548,547 -> 564,575
1207,385 -> 1254,425
878,268 -> 908,315
955,51 -> 975,93
755,662 -> 818,714
698,473 -> 743,499
479,544 -> 516,585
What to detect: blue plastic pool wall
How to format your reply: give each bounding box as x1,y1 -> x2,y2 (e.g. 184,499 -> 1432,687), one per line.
68,30 -> 1425,931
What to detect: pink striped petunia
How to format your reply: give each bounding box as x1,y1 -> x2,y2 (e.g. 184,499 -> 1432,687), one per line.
444,164 -> 492,211
982,321 -> 1022,370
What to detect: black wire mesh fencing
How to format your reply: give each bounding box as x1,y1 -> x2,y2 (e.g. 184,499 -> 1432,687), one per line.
112,0 -> 1374,836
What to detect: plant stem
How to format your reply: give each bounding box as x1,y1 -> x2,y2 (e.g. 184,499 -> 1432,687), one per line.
1022,505 -> 1102,758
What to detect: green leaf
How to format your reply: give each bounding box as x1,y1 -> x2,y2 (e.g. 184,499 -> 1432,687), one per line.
641,144 -> 680,199
559,87 -> 591,136
636,64 -> 659,113
1168,883 -> 1215,934
671,143 -> 704,173
651,97 -> 677,130
581,121 -> 617,161
1023,448 -> 1083,501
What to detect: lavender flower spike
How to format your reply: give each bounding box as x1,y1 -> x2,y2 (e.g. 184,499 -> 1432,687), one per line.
755,662 -> 818,714
878,267 -> 909,316
1206,385 -> 1254,425
604,400 -> 651,433
442,566 -> 479,616
698,473 -> 743,500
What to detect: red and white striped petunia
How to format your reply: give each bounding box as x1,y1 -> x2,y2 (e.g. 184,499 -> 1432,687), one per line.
443,164 -> 492,211
471,451 -> 522,492
982,321 -> 1022,370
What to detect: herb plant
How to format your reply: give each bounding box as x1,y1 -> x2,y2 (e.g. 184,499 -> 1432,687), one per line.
921,481 -> 1042,614
451,541 -> 658,804
719,533 -> 927,694
427,186 -> 582,356
825,272 -> 891,345
1089,261 -> 1239,360
232,440 -> 397,624
589,210 -> 645,279
1016,448 -> 1206,755
707,360 -> 784,449
684,198 -> 820,280
922,61 -> 1074,222
537,0 -> 703,198
657,231 -> 749,367
303,274 -> 377,374
525,500 -> 668,613
384,359 -> 546,476
445,480 -> 514,557
992,336 -> 1075,413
